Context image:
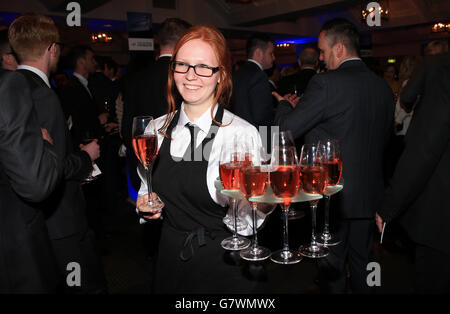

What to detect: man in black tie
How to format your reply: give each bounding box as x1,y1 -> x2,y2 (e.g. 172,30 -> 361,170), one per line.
278,47 -> 318,97
0,68 -> 62,293
274,18 -> 394,293
231,33 -> 275,128
10,13 -> 106,293
377,51 -> 450,293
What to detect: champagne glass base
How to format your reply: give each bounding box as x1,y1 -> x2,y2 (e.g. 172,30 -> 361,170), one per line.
270,249 -> 302,264
316,233 -> 341,247
240,246 -> 271,261
223,216 -> 248,232
299,245 -> 329,258
221,236 -> 251,251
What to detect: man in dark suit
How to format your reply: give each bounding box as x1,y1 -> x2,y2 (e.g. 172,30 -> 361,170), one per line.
274,18 -> 394,293
278,47 -> 318,97
60,45 -> 105,146
376,52 -> 450,293
231,33 -> 275,128
10,13 -> 106,293
0,68 -> 62,293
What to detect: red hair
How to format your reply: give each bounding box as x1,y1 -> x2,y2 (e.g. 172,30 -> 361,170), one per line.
159,24 -> 232,135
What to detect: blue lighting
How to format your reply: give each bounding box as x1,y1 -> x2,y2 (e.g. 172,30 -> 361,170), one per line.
275,37 -> 318,45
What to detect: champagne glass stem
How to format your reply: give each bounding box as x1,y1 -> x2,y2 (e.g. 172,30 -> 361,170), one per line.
282,204 -> 290,252
310,200 -> 319,247
146,163 -> 154,206
323,195 -> 331,236
232,198 -> 238,239
251,202 -> 259,250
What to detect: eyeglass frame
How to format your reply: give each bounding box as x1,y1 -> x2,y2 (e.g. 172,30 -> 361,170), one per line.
171,61 -> 220,77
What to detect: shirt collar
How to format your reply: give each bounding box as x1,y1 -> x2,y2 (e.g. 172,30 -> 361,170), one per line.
17,65 -> 50,88
338,57 -> 362,67
158,54 -> 172,59
247,59 -> 263,71
73,72 -> 89,87
177,102 -> 218,134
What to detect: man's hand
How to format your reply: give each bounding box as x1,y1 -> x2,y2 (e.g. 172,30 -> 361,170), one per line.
98,112 -> 109,125
80,139 -> 100,161
272,91 -> 300,108
376,213 -> 384,233
41,128 -> 54,145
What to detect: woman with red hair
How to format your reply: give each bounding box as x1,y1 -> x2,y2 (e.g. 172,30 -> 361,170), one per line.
136,25 -> 271,293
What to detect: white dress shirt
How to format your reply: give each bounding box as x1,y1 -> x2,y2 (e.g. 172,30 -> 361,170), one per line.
394,80 -> 413,136
137,103 -> 269,235
17,65 -> 51,88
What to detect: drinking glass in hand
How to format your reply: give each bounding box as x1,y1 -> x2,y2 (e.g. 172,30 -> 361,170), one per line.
270,132 -> 302,264
299,143 -> 329,258
81,131 -> 98,183
239,143 -> 271,261
219,140 -> 251,251
317,139 -> 342,246
132,116 -> 162,213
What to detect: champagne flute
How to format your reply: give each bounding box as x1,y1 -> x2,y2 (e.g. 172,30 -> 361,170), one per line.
81,130 -> 99,183
272,130 -> 304,220
317,139 -> 342,246
299,143 -> 329,258
270,131 -> 302,264
132,116 -> 162,212
219,140 -> 251,251
239,143 -> 271,261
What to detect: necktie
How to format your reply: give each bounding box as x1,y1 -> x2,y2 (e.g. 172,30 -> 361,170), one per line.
186,123 -> 199,161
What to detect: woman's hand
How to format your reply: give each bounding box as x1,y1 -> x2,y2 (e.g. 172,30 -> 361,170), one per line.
137,193 -> 164,220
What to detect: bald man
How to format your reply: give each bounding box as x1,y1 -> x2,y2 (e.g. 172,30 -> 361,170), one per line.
278,47 -> 319,97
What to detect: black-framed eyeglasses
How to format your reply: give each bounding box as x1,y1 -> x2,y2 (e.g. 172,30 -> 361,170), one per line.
171,61 -> 220,77
48,42 -> 64,51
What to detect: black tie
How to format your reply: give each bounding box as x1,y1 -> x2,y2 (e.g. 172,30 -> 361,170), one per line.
186,123 -> 199,161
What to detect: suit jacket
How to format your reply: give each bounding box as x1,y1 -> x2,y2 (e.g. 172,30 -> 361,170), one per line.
59,75 -> 104,146
18,69 -> 92,240
231,61 -> 274,127
0,70 -> 62,293
379,53 -> 450,254
122,56 -> 172,146
275,60 -> 394,219
278,68 -> 317,96
88,71 -> 119,122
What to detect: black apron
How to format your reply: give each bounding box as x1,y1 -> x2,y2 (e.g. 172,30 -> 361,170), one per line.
151,106 -> 262,294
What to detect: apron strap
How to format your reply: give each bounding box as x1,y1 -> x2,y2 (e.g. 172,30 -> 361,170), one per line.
179,227 -> 217,262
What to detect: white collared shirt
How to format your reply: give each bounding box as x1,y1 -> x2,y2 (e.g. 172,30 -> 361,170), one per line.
338,57 -> 362,67
158,54 -> 172,59
248,59 -> 263,71
17,65 -> 51,88
73,72 -> 92,97
137,103 -> 269,235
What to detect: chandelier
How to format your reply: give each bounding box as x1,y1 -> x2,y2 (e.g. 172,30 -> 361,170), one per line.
432,22 -> 450,32
361,1 -> 390,22
91,32 -> 112,43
